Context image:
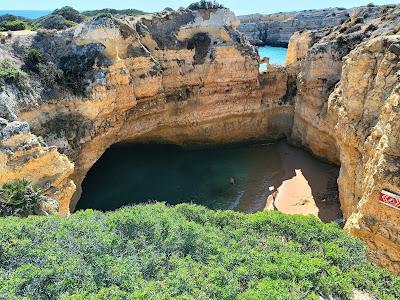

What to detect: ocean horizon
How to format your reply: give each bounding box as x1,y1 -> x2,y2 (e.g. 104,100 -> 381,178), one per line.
0,10 -> 51,19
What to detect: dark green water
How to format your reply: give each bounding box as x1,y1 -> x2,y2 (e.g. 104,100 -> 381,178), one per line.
76,141 -> 339,215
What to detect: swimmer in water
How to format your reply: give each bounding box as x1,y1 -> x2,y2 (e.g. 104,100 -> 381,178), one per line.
229,177 -> 236,185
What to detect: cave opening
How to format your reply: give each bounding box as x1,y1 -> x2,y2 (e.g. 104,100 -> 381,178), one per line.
76,140 -> 342,223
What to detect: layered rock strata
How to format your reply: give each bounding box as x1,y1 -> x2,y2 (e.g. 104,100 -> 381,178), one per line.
238,8 -> 350,46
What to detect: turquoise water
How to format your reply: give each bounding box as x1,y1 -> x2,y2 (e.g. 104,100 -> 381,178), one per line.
258,45 -> 288,71
77,141 -> 339,218
0,10 -> 51,19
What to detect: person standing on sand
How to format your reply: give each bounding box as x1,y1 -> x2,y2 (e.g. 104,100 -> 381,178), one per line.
269,186 -> 279,211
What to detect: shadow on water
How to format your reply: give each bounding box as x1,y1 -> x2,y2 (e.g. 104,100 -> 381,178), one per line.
76,140 -> 341,222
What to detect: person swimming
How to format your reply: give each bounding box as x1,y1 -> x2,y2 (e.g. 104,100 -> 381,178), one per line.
229,177 -> 236,185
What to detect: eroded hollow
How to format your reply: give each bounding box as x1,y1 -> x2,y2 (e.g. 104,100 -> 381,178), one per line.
76,140 -> 341,223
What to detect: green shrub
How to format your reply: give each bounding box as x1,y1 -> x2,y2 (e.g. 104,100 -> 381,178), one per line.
0,14 -> 31,31
0,14 -> 19,23
31,6 -> 83,31
0,20 -> 27,31
82,8 -> 144,17
33,15 -> 77,30
0,180 -> 44,217
23,49 -> 63,89
52,6 -> 84,23
25,48 -> 45,69
188,1 -> 225,10
93,13 -> 114,21
0,59 -> 30,93
0,203 -> 398,299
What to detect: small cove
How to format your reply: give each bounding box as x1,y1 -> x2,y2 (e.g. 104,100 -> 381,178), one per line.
77,141 -> 341,222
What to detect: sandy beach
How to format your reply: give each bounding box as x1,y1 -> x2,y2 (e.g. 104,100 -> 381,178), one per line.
264,145 -> 342,223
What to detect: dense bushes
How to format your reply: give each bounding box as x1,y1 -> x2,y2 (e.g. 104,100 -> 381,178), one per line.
23,48 -> 63,89
52,6 -> 84,23
32,15 -> 77,30
0,203 -> 398,299
188,1 -> 225,10
0,14 -> 30,31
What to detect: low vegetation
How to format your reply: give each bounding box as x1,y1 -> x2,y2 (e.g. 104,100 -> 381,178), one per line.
188,1 -> 225,10
0,14 -> 30,31
23,48 -> 63,91
0,203 -> 398,299
82,8 -> 144,17
0,59 -> 30,93
32,6 -> 83,30
0,180 -> 44,217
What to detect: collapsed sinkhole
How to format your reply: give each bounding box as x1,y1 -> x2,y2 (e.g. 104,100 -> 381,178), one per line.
76,140 -> 342,223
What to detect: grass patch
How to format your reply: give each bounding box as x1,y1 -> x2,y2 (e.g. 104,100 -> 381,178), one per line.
0,203 -> 398,299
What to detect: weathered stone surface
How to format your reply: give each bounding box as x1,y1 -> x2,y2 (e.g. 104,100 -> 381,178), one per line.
332,36 -> 400,274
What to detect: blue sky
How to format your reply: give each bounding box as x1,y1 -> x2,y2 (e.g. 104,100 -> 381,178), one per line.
0,0 -> 398,15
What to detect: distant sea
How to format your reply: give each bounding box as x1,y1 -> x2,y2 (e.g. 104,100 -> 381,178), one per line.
258,45 -> 288,71
0,10 -> 51,19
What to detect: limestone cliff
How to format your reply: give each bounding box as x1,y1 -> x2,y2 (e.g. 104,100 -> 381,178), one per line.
288,5 -> 400,273
238,8 -> 350,46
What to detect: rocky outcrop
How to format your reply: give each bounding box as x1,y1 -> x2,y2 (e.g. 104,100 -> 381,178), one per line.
238,8 -> 349,46
0,118 -> 75,216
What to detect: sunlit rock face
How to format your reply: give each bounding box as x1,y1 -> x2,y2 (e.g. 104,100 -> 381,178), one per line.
0,4 -> 399,273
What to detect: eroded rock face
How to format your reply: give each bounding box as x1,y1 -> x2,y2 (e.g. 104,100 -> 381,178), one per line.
331,36 -> 400,274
